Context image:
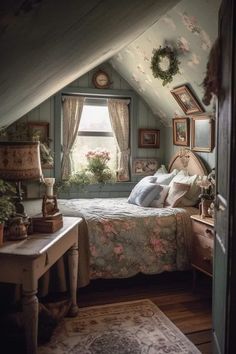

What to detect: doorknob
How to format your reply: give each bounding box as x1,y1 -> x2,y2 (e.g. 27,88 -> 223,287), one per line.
215,194 -> 227,212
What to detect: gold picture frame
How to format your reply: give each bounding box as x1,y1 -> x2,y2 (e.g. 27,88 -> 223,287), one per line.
172,117 -> 190,146
171,85 -> 204,115
191,115 -> 215,152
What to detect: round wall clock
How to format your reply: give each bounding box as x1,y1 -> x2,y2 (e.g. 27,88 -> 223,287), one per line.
92,70 -> 111,89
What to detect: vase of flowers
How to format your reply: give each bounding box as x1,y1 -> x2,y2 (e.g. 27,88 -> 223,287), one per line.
85,149 -> 112,184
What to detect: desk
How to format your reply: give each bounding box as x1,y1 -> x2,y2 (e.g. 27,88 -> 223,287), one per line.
0,216 -> 82,354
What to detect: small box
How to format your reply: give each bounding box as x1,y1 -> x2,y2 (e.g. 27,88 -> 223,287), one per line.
32,214 -> 63,233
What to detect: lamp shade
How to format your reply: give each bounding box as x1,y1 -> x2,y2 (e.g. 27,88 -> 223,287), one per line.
0,141 -> 43,181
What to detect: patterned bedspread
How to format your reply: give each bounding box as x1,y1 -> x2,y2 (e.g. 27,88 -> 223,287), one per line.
58,198 -> 197,285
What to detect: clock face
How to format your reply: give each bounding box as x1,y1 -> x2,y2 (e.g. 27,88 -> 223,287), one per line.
93,70 -> 110,88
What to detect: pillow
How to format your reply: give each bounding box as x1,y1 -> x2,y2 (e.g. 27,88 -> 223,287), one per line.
169,174 -> 200,206
155,169 -> 179,185
128,177 -> 163,207
154,164 -> 168,175
150,185 -> 170,208
165,182 -> 190,207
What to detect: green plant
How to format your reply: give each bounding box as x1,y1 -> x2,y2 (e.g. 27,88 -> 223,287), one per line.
0,179 -> 16,224
151,46 -> 180,86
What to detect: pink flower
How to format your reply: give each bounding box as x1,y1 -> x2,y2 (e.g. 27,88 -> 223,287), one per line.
114,244 -> 123,255
90,245 -> 97,257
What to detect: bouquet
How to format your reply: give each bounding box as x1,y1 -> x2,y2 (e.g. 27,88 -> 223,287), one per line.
85,149 -> 112,183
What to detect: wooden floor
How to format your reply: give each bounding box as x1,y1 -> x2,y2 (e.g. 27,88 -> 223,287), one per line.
78,271 -> 212,353
0,270 -> 212,353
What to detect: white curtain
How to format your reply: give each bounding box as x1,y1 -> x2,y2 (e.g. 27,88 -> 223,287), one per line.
107,98 -> 130,181
61,96 -> 85,179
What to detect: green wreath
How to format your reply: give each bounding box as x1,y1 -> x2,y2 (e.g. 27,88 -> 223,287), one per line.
151,46 -> 180,86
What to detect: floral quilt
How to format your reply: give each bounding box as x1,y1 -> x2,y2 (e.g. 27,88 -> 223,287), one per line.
58,198 -> 197,284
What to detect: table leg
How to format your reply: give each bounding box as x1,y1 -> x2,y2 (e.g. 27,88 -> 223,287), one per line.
22,289 -> 38,354
68,241 -> 79,316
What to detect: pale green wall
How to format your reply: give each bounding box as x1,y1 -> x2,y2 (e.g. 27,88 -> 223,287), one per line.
17,62 -> 164,197
163,126 -> 215,171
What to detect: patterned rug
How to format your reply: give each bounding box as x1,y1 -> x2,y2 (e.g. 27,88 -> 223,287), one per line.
38,299 -> 200,354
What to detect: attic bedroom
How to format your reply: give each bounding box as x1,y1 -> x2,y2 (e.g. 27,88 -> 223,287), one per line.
0,0 -> 229,353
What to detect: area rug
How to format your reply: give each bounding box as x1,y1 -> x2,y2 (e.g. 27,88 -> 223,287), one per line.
38,299 -> 200,354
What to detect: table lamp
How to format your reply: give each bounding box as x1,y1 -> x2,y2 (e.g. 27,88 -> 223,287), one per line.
0,141 -> 43,238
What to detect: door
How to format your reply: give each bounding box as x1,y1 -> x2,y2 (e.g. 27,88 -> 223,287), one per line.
213,0 -> 236,352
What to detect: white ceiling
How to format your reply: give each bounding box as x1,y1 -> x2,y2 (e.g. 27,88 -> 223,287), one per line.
0,0 -> 179,128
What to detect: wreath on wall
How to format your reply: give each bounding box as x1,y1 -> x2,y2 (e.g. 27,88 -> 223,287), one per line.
150,46 -> 180,86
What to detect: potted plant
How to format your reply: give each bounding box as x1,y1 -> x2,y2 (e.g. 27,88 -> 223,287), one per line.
0,179 -> 16,245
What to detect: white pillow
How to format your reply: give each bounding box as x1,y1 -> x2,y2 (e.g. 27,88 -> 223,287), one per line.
169,174 -> 200,206
128,176 -> 163,207
154,164 -> 168,175
150,185 -> 170,208
155,169 -> 179,185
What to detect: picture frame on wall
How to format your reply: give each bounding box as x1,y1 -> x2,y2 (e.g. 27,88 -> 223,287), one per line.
132,158 -> 159,176
191,114 -> 215,152
171,85 -> 204,115
28,122 -> 49,143
138,129 -> 160,148
172,117 -> 190,146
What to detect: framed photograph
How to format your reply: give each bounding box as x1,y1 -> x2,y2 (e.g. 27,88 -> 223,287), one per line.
191,115 -> 215,152
28,122 -> 49,143
172,118 -> 190,146
171,85 -> 204,115
138,129 -> 160,148
132,158 -> 159,176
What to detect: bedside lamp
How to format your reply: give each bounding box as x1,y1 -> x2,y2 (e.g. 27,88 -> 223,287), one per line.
0,141 -> 43,238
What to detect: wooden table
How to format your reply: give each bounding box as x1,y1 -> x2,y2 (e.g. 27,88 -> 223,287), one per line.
0,216 -> 82,354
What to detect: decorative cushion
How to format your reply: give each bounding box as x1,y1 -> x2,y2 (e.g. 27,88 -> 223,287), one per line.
169,174 -> 200,206
154,169 -> 179,185
165,182 -> 190,207
150,185 -> 170,208
128,177 -> 163,207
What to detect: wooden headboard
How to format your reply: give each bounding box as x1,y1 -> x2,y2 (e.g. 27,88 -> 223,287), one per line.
168,149 -> 208,176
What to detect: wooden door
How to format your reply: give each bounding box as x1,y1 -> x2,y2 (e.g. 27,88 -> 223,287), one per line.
213,0 -> 236,352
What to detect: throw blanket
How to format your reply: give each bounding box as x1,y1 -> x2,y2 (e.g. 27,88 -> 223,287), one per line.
58,199 -> 197,287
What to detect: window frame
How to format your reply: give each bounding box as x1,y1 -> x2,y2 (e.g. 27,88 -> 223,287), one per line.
54,87 -> 138,182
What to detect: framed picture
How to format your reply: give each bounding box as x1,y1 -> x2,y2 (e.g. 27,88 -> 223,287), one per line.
138,129 -> 160,148
28,122 -> 49,143
191,115 -> 215,152
132,158 -> 159,176
172,117 -> 190,146
171,85 -> 204,115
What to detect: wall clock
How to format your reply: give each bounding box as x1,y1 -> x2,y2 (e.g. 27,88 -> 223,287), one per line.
92,70 -> 111,89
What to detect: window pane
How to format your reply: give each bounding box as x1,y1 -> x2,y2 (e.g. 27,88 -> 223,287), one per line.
79,105 -> 112,132
72,135 -> 117,172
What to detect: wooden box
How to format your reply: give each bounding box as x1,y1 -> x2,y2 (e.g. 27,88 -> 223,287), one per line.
32,214 -> 63,233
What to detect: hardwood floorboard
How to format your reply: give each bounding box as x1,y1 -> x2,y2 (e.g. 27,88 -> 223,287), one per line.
78,271 -> 212,352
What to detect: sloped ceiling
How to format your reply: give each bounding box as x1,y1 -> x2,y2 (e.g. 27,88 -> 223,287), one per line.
0,0 -> 180,128
110,0 -> 220,126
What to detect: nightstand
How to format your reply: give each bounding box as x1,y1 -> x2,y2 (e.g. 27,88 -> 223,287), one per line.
190,215 -> 214,287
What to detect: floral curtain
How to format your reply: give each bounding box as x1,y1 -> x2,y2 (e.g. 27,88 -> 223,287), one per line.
107,98 -> 130,181
61,96 -> 85,179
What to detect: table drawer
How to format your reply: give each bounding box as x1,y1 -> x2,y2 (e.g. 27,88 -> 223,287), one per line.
192,233 -> 213,275
192,220 -> 214,239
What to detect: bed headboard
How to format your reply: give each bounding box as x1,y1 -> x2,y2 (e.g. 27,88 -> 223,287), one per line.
168,148 -> 208,176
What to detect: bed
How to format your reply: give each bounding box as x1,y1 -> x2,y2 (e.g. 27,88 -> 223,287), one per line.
58,149 -> 208,287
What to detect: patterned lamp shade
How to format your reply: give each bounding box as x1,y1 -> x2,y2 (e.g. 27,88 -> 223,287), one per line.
0,141 -> 43,181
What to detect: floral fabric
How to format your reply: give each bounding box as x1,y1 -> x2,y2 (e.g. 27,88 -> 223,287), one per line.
58,198 -> 197,283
